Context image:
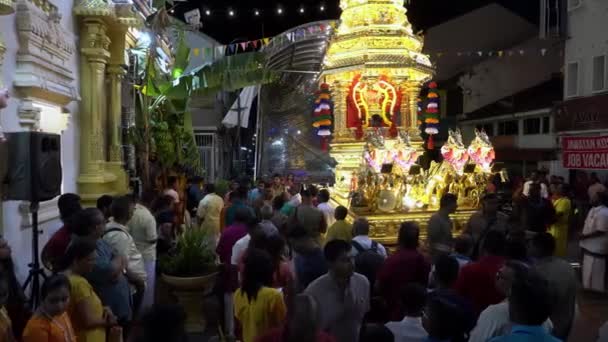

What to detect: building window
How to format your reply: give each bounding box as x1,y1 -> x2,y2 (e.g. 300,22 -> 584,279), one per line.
523,118 -> 541,135
566,62 -> 580,97
592,55 -> 607,92
568,0 -> 582,11
475,124 -> 494,136
498,121 -> 518,136
194,132 -> 216,182
542,116 -> 551,134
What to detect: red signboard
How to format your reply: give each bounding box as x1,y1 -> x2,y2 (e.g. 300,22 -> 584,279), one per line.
563,136 -> 608,169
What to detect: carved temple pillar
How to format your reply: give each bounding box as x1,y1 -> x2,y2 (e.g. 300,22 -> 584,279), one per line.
74,0 -> 139,205
106,25 -> 129,191
78,18 -> 111,184
331,80 -> 352,142
407,85 -> 423,141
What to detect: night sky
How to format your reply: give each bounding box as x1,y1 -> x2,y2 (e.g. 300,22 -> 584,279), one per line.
171,0 -> 540,44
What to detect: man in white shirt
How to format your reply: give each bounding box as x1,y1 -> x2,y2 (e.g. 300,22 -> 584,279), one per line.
305,240 -> 370,342
469,260 -> 552,342
127,195 -> 158,311
351,218 -> 387,258
317,189 -> 336,227
385,283 -> 428,342
231,223 -> 268,272
522,171 -> 549,199
580,191 -> 608,293
104,196 -> 147,314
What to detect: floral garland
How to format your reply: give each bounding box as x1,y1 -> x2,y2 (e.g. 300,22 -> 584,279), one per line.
424,81 -> 440,149
312,83 -> 334,150
312,83 -> 333,136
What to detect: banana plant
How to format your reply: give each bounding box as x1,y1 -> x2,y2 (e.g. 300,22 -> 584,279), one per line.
131,6 -> 277,189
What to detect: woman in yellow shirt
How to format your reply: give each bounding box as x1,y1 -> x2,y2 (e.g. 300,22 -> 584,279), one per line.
63,238 -> 116,342
550,183 -> 572,257
234,249 -> 287,342
22,274 -> 76,342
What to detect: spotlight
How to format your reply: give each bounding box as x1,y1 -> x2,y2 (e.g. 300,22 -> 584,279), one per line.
228,9 -> 235,17
205,9 -> 211,16
277,7 -> 283,14
254,9 -> 260,16
299,7 -> 305,13
320,5 -> 325,11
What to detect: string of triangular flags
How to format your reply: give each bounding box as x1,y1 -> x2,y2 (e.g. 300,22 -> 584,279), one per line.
188,19 -> 563,60
190,22 -> 338,58
430,47 -> 564,59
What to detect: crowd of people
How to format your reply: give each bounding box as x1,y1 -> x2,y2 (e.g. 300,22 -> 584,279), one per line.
197,173 -> 581,342
0,170 -> 605,341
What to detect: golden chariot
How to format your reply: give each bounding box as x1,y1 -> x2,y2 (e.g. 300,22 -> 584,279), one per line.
323,0 -> 500,244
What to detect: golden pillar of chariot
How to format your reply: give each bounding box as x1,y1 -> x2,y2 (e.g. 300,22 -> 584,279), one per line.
323,0 -> 496,244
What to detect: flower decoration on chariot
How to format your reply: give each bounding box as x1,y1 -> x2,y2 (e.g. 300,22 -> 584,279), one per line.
441,129 -> 469,174
467,129 -> 496,172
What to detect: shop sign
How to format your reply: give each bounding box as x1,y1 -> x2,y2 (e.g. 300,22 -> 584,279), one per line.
563,136 -> 608,169
554,94 -> 608,132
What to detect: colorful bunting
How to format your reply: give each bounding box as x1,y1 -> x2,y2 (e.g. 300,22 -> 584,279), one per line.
183,20 -> 561,64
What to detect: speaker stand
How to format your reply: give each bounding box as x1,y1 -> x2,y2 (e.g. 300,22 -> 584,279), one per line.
22,201 -> 47,309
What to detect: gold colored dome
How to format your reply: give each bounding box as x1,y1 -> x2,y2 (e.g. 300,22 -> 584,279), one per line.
324,0 -> 433,81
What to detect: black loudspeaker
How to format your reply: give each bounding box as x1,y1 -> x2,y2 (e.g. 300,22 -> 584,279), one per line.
4,132 -> 62,202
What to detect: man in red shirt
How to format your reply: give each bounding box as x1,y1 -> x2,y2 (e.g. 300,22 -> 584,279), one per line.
41,193 -> 82,271
455,230 -> 506,317
376,222 -> 431,321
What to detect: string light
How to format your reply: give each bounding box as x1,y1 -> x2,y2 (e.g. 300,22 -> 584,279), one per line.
173,5 -> 341,19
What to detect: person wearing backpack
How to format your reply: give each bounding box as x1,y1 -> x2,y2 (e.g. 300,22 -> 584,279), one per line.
103,196 -> 147,316
350,218 -> 387,289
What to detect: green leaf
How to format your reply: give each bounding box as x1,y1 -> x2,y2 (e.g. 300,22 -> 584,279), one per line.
172,30 -> 191,80
152,0 -> 166,9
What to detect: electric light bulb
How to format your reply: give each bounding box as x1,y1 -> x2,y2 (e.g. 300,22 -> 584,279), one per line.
277,8 -> 283,14
228,10 -> 234,16
254,10 -> 260,16
205,9 -> 211,15
320,5 -> 325,11
299,7 -> 305,13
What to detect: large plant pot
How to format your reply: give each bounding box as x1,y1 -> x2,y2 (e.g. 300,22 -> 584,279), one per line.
162,272 -> 219,333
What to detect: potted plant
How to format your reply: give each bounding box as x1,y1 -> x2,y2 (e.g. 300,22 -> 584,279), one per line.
160,228 -> 219,333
